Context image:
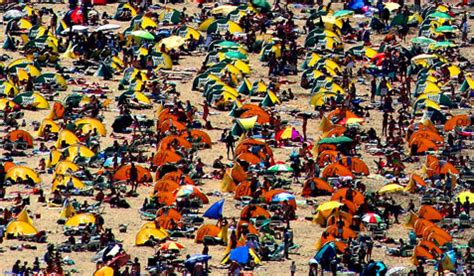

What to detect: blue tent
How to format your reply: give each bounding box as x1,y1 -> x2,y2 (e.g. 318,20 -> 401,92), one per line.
314,242 -> 337,269
203,199 -> 224,219
362,261 -> 387,276
185,254 -> 212,265
230,245 -> 250,265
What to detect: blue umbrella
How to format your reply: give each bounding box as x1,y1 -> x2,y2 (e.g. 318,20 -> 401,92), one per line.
185,254 -> 212,265
314,242 -> 337,268
103,157 -> 122,168
203,199 -> 224,219
271,193 -> 295,203
230,246 -> 250,265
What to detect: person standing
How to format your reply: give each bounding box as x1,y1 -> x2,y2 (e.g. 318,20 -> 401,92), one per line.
225,132 -> 235,160
290,261 -> 297,276
129,163 -> 138,193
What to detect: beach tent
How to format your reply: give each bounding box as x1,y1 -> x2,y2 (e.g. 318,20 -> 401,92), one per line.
154,179 -> 180,193
94,266 -> 114,276
113,164 -> 152,183
13,92 -> 49,109
331,188 -> 365,205
114,4 -> 137,20
36,119 -> 60,137
52,175 -> 85,191
64,145 -> 95,161
221,245 -> 262,265
314,242 -> 337,269
436,250 -> 456,272
195,224 -> 221,243
55,130 -> 80,149
174,185 -> 209,204
75,118 -> 107,136
6,221 -> 38,237
302,178 -> 334,196
154,192 -> 176,206
135,228 -> 169,245
418,205 -> 443,221
404,174 -> 427,193
5,129 -> 33,147
59,203 -> 76,220
6,166 -> 40,184
444,114 -> 470,131
240,205 -> 271,220
322,163 -> 354,179
65,213 -> 96,227
234,181 -> 251,199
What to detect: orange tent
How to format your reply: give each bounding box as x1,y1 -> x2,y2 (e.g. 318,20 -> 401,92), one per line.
240,205 -> 271,220
422,225 -> 452,245
405,174 -> 426,193
234,181 -> 252,199
237,220 -> 259,236
154,179 -> 180,193
156,207 -> 182,221
327,211 -> 353,227
419,240 -> 442,255
413,245 -> 436,264
444,114 -> 470,131
195,224 -> 221,243
49,101 -> 65,120
156,215 -> 178,230
161,171 -> 195,185
113,164 -> 152,183
327,109 -> 364,125
409,130 -> 444,145
153,150 -> 182,166
425,156 -> 459,177
181,130 -> 212,148
325,225 -> 356,239
3,161 -> 16,172
158,119 -> 186,133
154,192 -> 176,206
230,163 -> 247,183
263,189 -> 287,202
413,219 -> 435,237
236,153 -> 261,165
5,130 -> 34,146
302,177 -> 334,196
221,171 -> 237,192
418,205 -> 443,221
331,188 -> 365,206
158,135 -> 192,150
317,150 -> 340,166
340,157 -> 369,175
409,137 -> 438,154
240,109 -> 270,124
322,163 -> 354,178
240,104 -> 267,114
314,144 -> 337,156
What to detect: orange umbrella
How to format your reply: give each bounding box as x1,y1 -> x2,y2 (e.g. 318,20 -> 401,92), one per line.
3,161 -> 16,172
230,163 -> 247,183
444,114 -> 470,131
302,177 -> 334,196
156,215 -> 177,230
322,163 -> 354,178
321,125 -> 346,138
5,129 -> 33,146
113,164 -> 152,183
325,225 -> 356,239
263,189 -> 287,202
240,109 -> 270,124
153,150 -> 182,166
159,241 -> 185,251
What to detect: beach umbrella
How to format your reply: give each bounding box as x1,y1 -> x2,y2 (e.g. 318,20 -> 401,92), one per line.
157,35 -> 185,51
185,254 -> 212,265
384,2 -> 400,11
94,266 -> 113,276
75,118 -> 107,136
175,185 -> 209,203
207,19 -> 243,34
130,30 -> 154,40
429,41 -> 457,49
333,10 -> 354,18
159,241 -> 185,251
0,80 -> 19,96
54,161 -> 79,176
378,184 -> 404,194
3,10 -> 24,21
437,250 -> 456,272
230,245 -> 251,264
435,25 -> 456,33
95,24 -> 121,32
5,129 -> 34,147
318,136 -> 353,144
113,164 -> 152,183
275,127 -> 302,141
272,192 -> 295,203
428,11 -> 452,20
456,191 -> 473,204
210,5 -> 238,16
314,242 -> 337,267
131,15 -> 158,29
317,201 -> 343,212
135,228 -> 169,245
34,73 -> 67,90
267,164 -> 293,173
158,8 -> 182,24
362,213 -> 383,224
175,26 -> 201,41
203,199 -> 224,219
251,0 -> 271,11
61,25 -> 88,34
411,36 -> 436,45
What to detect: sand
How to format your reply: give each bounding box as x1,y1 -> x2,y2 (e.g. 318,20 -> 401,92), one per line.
0,0 -> 473,275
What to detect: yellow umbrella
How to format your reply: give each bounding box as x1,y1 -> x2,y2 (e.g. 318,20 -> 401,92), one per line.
378,183 -> 404,194
94,266 -> 114,276
75,118 -> 107,136
135,227 -> 169,245
157,35 -> 186,51
198,17 -> 216,31
316,201 -> 343,212
384,2 -> 400,11
65,213 -> 96,227
210,5 -> 238,16
456,191 -> 473,204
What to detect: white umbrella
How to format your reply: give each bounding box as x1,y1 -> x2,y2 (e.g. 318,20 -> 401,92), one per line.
3,10 -> 25,21
386,266 -> 408,276
95,24 -> 121,32
62,25 -> 89,34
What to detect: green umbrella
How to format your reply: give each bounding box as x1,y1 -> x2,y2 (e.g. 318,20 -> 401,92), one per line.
411,36 -> 436,45
429,41 -> 457,49
428,11 -> 452,20
216,41 -> 242,49
251,0 -> 271,12
222,51 -> 247,61
130,30 -> 155,40
333,10 -> 354,18
435,25 -> 456,33
267,164 -> 293,172
318,136 -> 353,144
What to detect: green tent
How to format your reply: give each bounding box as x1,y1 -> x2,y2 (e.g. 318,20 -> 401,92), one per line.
2,36 -> 16,50
94,64 -> 113,80
251,0 -> 271,12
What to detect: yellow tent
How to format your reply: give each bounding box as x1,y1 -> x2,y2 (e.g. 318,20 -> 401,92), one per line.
54,161 -> 79,176
55,130 -> 80,149
16,208 -> 33,225
75,118 -> 107,136
59,203 -> 76,219
6,166 -> 41,184
65,213 -> 96,227
157,35 -> 186,51
36,119 -> 60,137
135,227 -> 169,245
46,150 -> 62,168
94,266 -> 114,276
456,191 -> 473,204
52,175 -> 85,191
379,183 -> 404,194
220,246 -> 262,265
64,145 -> 95,161
6,221 -> 38,236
